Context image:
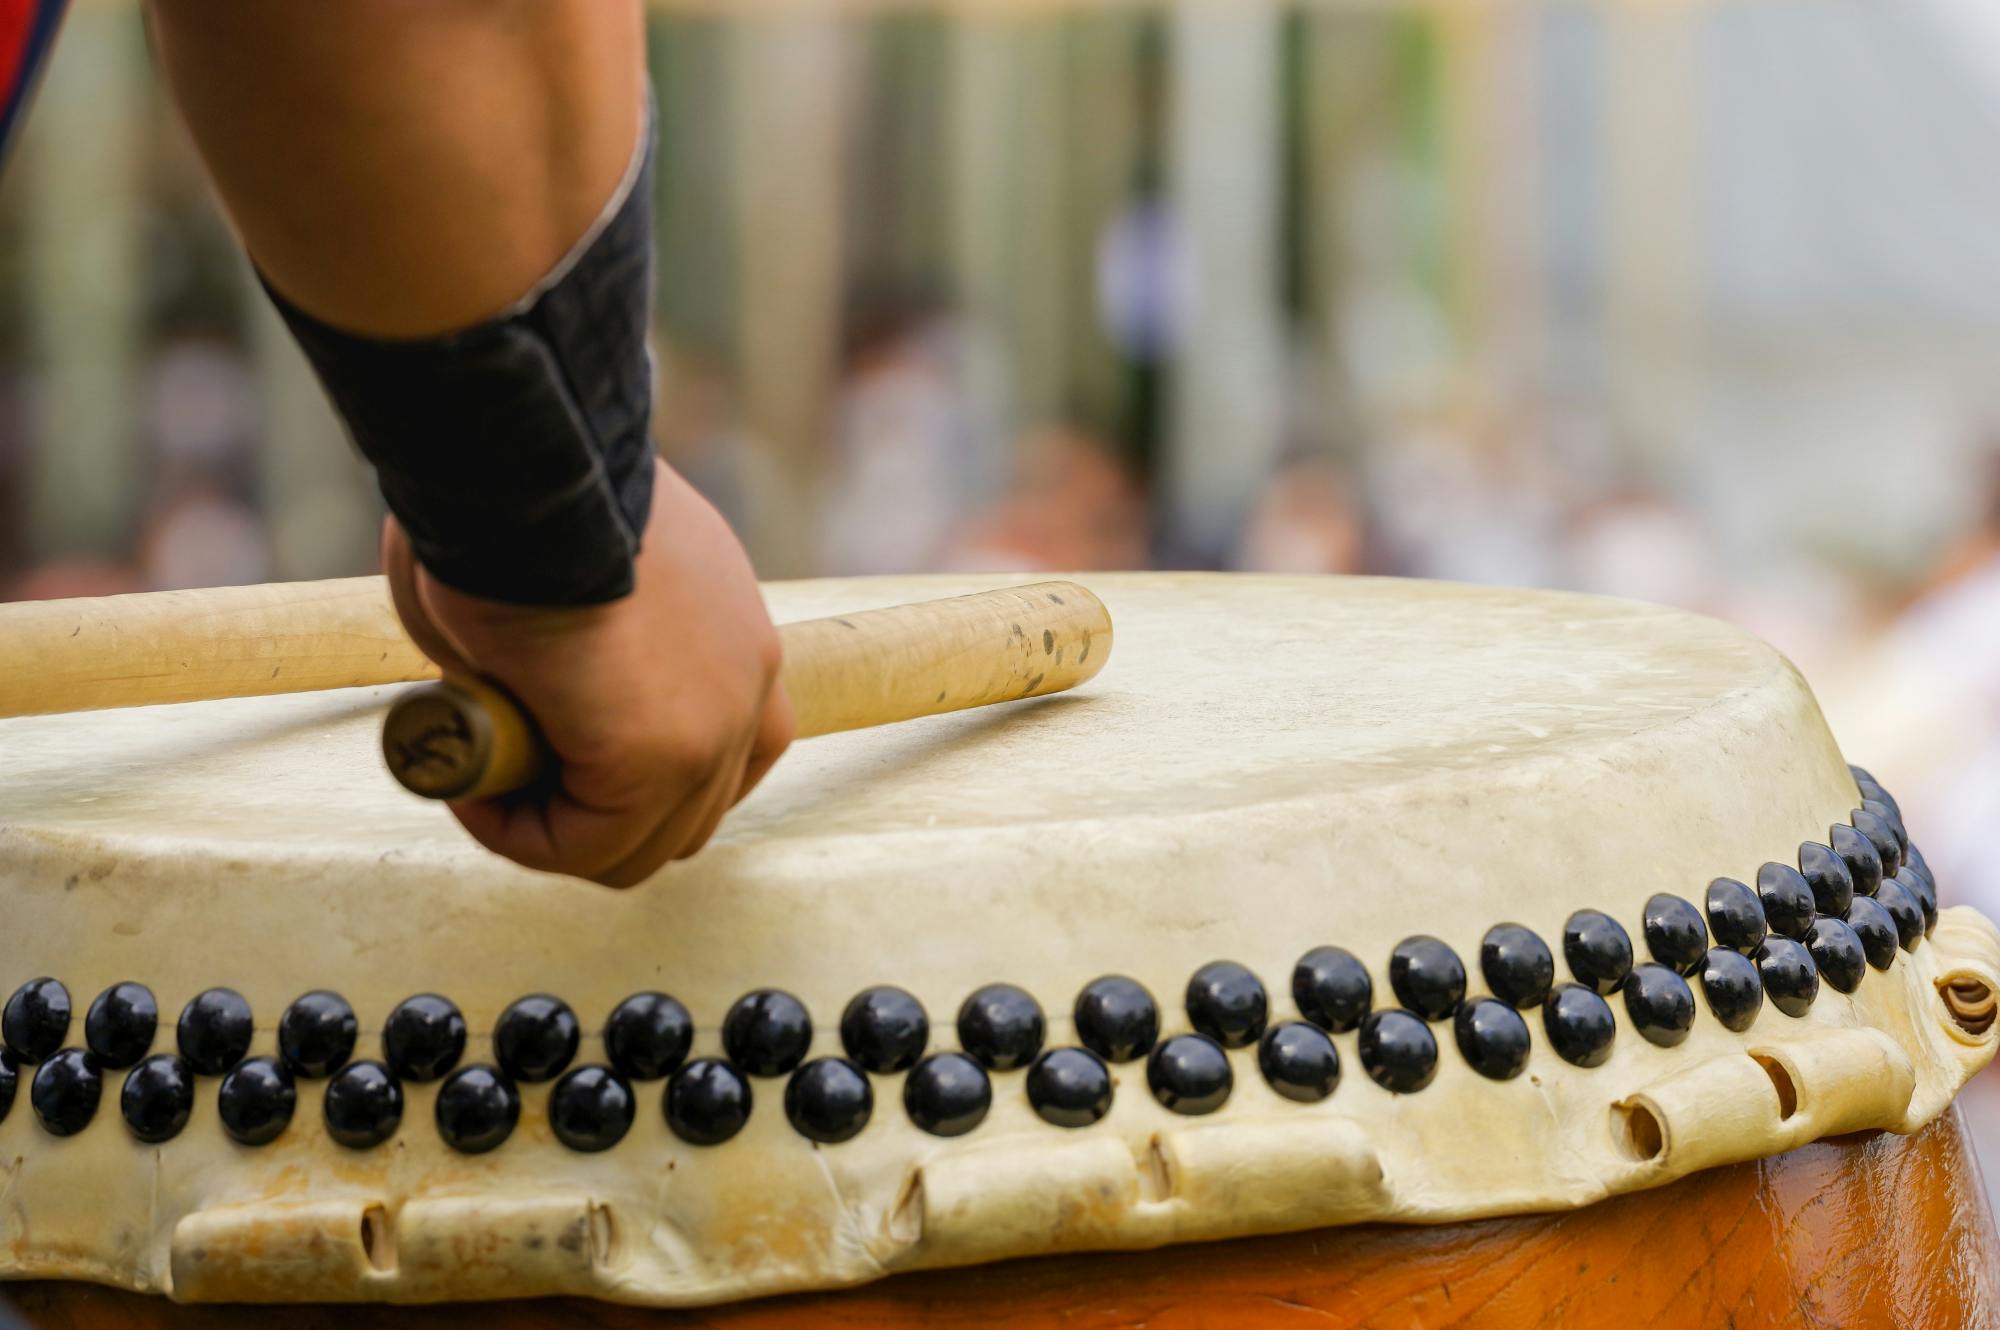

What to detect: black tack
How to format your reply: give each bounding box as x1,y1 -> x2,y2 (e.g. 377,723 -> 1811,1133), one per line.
1146,1033 -> 1234,1116
434,1063 -> 520,1155
1542,984 -> 1616,1068
839,986 -> 929,1075
1641,895 -> 1709,975
1798,842 -> 1855,917
721,990 -> 813,1078
665,1058 -> 753,1146
1622,964 -> 1696,1048
1356,1009 -> 1438,1093
1387,937 -> 1467,1022
1073,976 -> 1160,1063
1184,961 -> 1269,1048
83,982 -> 157,1071
1479,924 -> 1555,1009
1754,863 -> 1816,941
1805,917 -> 1867,995
1257,1022 -> 1340,1102
1829,823 -> 1883,898
1698,947 -> 1763,1033
1755,937 -> 1820,1018
783,1057 -> 874,1144
1705,877 -> 1770,954
493,994 -> 581,1084
1291,946 -> 1373,1032
904,1052 -> 992,1137
30,1048 -> 101,1136
1025,1047 -> 1113,1128
217,1055 -> 297,1147
1844,896 -> 1900,971
4,978 -> 71,1064
955,984 -> 1045,1072
1562,910 -> 1634,996
1453,997 -> 1531,1080
120,1053 -> 194,1144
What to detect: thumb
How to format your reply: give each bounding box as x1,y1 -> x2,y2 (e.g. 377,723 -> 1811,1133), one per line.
380,516 -> 474,677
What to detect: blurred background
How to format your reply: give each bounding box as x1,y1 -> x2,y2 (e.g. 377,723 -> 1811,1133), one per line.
1,0 -> 1998,1186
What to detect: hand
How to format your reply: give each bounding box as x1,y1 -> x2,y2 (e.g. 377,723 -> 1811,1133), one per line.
382,461 -> 794,886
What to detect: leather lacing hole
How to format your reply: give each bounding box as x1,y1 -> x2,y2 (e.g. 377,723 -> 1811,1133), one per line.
1137,1134 -> 1174,1202
888,1170 -> 925,1246
1613,1102 -> 1664,1162
588,1202 -> 618,1269
1752,1053 -> 1798,1120
360,1205 -> 396,1274
1941,978 -> 1997,1037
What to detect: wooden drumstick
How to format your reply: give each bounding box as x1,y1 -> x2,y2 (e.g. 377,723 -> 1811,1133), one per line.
380,581 -> 1112,801
0,577 -> 440,718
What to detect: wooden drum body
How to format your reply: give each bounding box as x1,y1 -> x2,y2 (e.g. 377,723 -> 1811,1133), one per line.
0,574 -> 1993,1317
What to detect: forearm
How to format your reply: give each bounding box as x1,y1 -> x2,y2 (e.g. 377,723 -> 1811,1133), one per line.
148,1 -> 793,881
148,0 -> 657,605
146,0 -> 646,339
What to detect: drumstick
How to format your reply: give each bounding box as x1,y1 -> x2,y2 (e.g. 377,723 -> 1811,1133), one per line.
380,580 -> 1112,801
0,577 -> 440,717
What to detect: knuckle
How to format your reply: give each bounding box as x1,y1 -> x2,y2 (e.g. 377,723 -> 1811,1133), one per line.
657,726 -> 731,778
751,626 -> 784,686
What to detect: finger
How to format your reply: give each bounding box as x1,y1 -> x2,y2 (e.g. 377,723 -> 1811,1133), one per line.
596,758 -> 745,886
448,784 -> 666,884
733,680 -> 795,805
380,517 -> 474,676
675,728 -> 758,859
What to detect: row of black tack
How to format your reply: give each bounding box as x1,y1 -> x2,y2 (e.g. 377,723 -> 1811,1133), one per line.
0,768 -> 1937,1153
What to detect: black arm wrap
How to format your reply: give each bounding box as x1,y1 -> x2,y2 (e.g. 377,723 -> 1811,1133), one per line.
265,125 -> 657,607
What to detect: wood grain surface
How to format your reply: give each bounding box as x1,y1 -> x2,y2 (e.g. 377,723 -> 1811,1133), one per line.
8,1108 -> 1995,1329
0,578 -> 435,719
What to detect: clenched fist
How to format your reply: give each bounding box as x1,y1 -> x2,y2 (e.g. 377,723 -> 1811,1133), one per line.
383,461 -> 794,886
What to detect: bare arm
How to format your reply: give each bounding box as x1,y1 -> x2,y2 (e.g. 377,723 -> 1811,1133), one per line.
147,0 -> 645,337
